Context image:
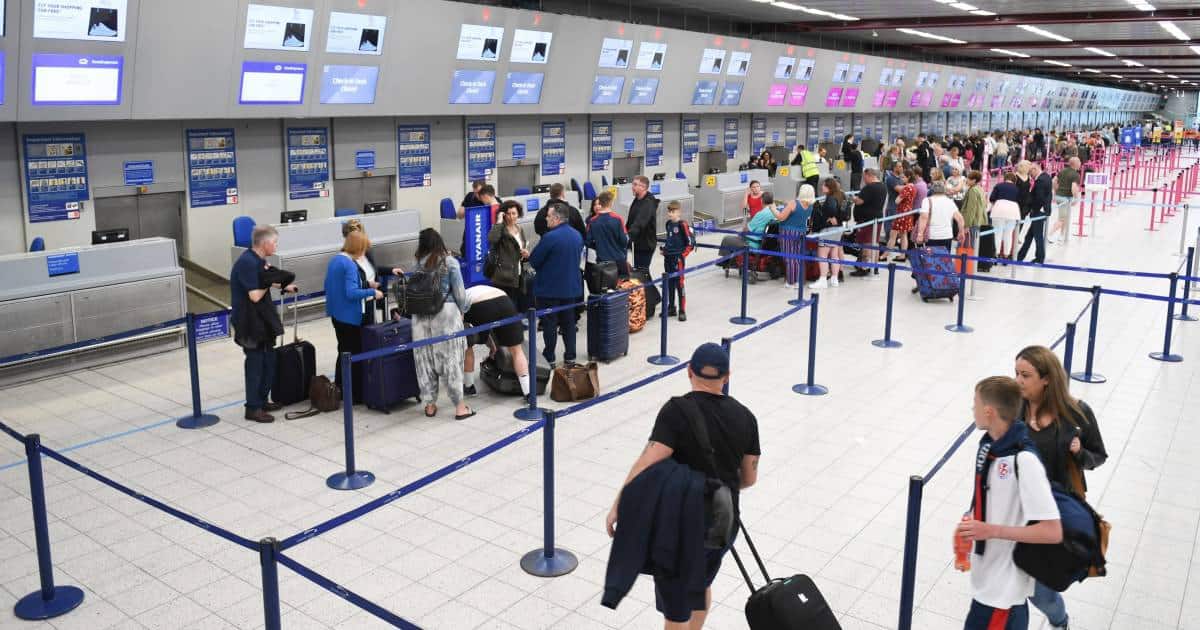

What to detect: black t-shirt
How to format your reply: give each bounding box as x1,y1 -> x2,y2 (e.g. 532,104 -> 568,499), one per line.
649,391 -> 761,492
461,192 -> 481,209
855,181 -> 887,221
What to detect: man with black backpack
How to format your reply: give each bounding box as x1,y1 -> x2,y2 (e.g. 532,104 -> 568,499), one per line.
603,343 -> 760,629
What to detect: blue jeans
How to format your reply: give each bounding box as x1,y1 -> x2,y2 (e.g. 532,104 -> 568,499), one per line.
243,345 -> 276,411
964,600 -> 1028,630
1029,581 -> 1068,627
536,297 -> 577,364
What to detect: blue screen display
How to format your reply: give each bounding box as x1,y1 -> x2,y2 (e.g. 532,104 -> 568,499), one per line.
591,75 -> 625,105
692,80 -> 718,105
449,70 -> 496,104
628,77 -> 659,105
319,65 -> 380,104
503,72 -> 545,105
720,82 -> 744,106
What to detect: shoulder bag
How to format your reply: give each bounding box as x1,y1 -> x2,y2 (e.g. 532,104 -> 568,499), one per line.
549,362 -> 600,402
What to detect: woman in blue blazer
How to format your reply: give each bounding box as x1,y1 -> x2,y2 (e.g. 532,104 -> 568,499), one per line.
324,231 -> 384,403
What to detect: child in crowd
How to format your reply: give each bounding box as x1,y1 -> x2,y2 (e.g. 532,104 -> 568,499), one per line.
660,201 -> 694,322
958,376 -> 1062,630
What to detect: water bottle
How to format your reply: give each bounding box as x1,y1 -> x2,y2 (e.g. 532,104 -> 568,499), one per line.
954,514 -> 972,572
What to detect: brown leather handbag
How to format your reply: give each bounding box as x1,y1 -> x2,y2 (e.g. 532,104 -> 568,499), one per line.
549,362 -> 600,402
285,375 -> 342,419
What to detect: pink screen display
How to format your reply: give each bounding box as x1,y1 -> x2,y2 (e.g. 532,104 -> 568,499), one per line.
872,89 -> 886,107
767,84 -> 787,106
840,87 -> 859,107
884,90 -> 899,107
825,87 -> 843,107
909,90 -> 923,107
789,84 -> 808,106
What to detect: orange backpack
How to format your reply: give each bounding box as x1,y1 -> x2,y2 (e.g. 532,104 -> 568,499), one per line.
618,279 -> 647,333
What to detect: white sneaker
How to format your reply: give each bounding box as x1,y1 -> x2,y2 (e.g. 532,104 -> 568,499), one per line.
808,278 -> 828,289
829,276 -> 839,287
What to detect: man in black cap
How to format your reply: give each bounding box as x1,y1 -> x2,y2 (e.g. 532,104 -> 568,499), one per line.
604,342 -> 761,629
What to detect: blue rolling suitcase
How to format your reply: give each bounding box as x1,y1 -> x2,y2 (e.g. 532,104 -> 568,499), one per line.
908,246 -> 958,302
587,292 -> 630,362
361,312 -> 421,413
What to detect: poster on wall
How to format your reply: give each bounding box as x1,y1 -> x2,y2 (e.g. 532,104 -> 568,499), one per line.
244,3 -> 314,51
646,120 -> 664,167
466,123 -> 496,182
699,48 -> 726,74
185,129 -> 238,208
879,68 -> 893,86
727,51 -> 752,77
785,117 -> 798,150
751,118 -> 766,155
541,122 -> 566,176
23,134 -> 89,223
33,0 -> 127,42
591,120 -> 613,172
636,42 -> 667,70
807,117 -> 820,148
848,64 -> 865,84
325,11 -> 386,55
511,29 -> 553,64
598,37 -> 633,68
285,127 -> 329,200
397,125 -> 432,188
457,24 -> 504,61
682,119 -> 700,164
891,68 -> 906,86
775,56 -> 796,80
723,118 -> 738,160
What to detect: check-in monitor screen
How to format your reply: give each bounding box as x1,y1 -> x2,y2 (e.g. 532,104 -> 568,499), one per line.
239,61 -> 306,105
591,75 -> 625,105
598,38 -> 633,69
449,69 -> 496,104
692,80 -> 718,105
244,3 -> 314,51
635,42 -> 666,70
775,56 -> 796,80
457,24 -> 504,61
319,65 -> 379,104
325,11 -> 386,55
33,0 -> 126,41
628,77 -> 659,105
720,82 -> 743,106
32,53 -> 123,105
727,51 -> 751,77
504,72 -> 544,104
699,48 -> 726,75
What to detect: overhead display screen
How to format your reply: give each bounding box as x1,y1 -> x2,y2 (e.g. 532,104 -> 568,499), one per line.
591,75 -> 625,105
325,12 -> 386,55
699,49 -> 726,75
598,37 -> 632,69
449,69 -> 495,104
692,80 -> 718,105
892,69 -> 906,86
849,64 -> 865,84
244,3 -> 314,51
503,72 -> 544,104
511,29 -> 552,64
33,0 -> 126,41
879,68 -> 893,86
796,58 -> 815,81
727,51 -> 751,77
31,53 -> 123,105
775,56 -> 796,80
832,63 -> 850,83
720,82 -> 743,106
768,84 -> 787,106
319,65 -> 379,104
635,42 -> 666,70
457,24 -> 504,61
628,77 -> 659,105
239,62 -> 306,105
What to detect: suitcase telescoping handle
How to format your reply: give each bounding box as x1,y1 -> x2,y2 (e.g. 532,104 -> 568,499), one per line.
290,286 -> 300,343
729,519 -> 772,591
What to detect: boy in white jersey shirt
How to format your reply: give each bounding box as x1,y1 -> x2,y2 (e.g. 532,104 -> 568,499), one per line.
957,376 -> 1062,630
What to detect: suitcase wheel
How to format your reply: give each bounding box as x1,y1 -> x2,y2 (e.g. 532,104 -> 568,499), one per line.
724,269 -> 730,278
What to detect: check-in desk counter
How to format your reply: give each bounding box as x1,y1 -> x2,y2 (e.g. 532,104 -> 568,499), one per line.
231,210 -> 423,315
693,171 -> 773,225
612,180 -> 695,234
440,193 -> 544,259
0,237 -> 186,382
771,162 -> 832,201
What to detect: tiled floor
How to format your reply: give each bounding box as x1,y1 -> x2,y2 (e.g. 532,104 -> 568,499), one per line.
1,183 -> 1198,629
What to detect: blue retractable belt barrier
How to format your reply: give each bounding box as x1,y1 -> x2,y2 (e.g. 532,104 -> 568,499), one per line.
278,552 -> 421,629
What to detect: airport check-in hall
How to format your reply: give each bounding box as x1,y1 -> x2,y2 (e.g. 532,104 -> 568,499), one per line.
0,0 -> 1197,629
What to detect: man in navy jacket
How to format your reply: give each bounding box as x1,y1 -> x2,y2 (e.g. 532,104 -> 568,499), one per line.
586,190 -> 630,277
529,204 -> 584,366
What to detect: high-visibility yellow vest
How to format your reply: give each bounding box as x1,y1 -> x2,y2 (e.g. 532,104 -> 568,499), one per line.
800,150 -> 820,178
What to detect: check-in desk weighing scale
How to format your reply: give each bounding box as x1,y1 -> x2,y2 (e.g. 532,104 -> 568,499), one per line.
694,169 -> 773,225
0,237 -> 187,384
771,161 -> 832,201
611,179 -> 696,235
231,209 -> 424,318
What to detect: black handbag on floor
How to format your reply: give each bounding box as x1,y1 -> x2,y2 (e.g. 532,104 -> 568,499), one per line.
732,520 -> 842,630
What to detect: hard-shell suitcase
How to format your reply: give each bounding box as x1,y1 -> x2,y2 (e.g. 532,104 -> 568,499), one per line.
732,521 -> 842,630
587,292 -> 630,362
479,347 -> 550,395
272,292 -> 316,406
908,246 -> 958,302
361,292 -> 421,413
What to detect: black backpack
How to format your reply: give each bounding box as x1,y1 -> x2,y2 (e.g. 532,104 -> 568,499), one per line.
391,265 -> 448,317
673,396 -> 736,550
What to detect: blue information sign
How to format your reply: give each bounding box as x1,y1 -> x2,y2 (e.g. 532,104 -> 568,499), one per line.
355,150 -> 376,171
46,252 -> 80,277
23,134 -> 89,223
193,311 -> 230,344
752,118 -> 767,156
646,120 -> 664,167
466,123 -> 496,181
682,119 -> 700,164
724,118 -> 739,159
623,137 -> 636,153
707,134 -> 717,147
785,117 -> 798,150
123,160 -> 154,186
397,125 -> 432,188
185,129 -> 238,208
591,120 -> 613,172
808,117 -> 821,148
285,127 -> 330,200
541,122 -> 566,176
512,142 -> 526,161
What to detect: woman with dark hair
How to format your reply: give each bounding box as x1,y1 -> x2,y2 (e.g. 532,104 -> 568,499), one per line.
411,228 -> 474,420
486,200 -> 530,307
1013,345 -> 1107,630
808,177 -> 848,289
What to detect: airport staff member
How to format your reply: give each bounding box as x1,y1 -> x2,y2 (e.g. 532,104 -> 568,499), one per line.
796,144 -> 823,192
230,225 -> 296,424
625,175 -> 660,271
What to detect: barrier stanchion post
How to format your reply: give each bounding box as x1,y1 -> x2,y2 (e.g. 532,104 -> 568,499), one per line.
945,254 -> 974,333
896,475 -> 924,630
258,538 -> 281,630
1063,322 -> 1077,385
520,410 -> 579,577
872,263 -> 903,349
176,313 -> 221,429
515,308 -> 547,420
1147,188 -> 1159,232
13,434 -> 85,620
1149,273 -> 1184,363
1179,204 -> 1190,256
793,293 -> 828,396
326,352 -> 375,490
1176,247 -> 1197,322
730,247 -> 757,325
648,274 -> 679,365
1071,286 -> 1106,385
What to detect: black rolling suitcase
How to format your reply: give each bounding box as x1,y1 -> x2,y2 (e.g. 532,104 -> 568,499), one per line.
360,293 -> 421,413
630,268 -> 662,319
587,292 -> 630,362
732,521 -> 842,630
272,292 -> 317,406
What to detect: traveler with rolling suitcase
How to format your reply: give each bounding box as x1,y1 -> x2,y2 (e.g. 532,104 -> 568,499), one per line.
731,520 -> 842,629
530,203 -> 585,367
230,224 -> 296,423
323,231 -> 385,405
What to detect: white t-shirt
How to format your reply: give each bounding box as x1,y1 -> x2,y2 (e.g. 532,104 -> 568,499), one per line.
970,449 -> 1060,608
920,195 -> 958,241
465,284 -> 506,304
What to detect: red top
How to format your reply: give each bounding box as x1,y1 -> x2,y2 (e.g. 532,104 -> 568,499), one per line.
747,194 -> 765,218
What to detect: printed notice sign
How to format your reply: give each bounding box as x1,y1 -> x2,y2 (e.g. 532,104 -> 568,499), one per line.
33,0 -> 127,42
325,11 -> 386,55
244,3 -> 314,52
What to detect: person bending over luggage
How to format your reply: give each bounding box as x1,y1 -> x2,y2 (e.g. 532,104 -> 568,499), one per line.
586,191 -> 631,278
530,204 -> 585,367
957,376 -> 1062,630
410,229 -> 475,420
626,175 -> 661,271
460,285 -> 529,399
323,231 -> 385,405
486,200 -> 530,308
603,343 -> 760,630
1013,346 -> 1107,630
660,201 -> 694,322
230,225 -> 297,424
